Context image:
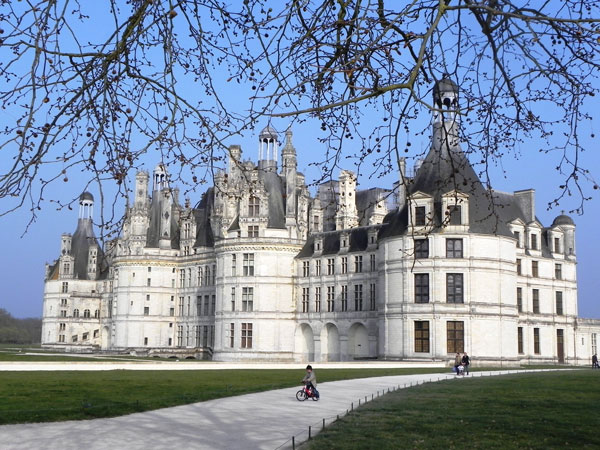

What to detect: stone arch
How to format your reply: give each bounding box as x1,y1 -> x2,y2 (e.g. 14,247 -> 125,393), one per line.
294,323 -> 315,362
348,322 -> 369,359
320,323 -> 340,362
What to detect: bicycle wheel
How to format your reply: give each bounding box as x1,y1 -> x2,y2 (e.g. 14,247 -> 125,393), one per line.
296,389 -> 307,401
311,394 -> 319,401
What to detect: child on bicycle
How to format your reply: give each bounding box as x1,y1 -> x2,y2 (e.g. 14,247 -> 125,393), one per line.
302,365 -> 319,398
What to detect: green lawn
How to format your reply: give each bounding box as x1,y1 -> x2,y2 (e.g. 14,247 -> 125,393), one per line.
0,367 -> 448,425
305,370 -> 600,449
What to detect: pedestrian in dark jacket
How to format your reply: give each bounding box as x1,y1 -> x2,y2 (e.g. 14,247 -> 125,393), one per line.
462,352 -> 471,375
593,353 -> 598,369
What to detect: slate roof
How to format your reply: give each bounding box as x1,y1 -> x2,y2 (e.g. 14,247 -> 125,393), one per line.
296,226 -> 374,258
193,188 -> 215,248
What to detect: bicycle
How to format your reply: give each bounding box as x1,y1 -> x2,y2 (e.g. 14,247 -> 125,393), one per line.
296,384 -> 320,401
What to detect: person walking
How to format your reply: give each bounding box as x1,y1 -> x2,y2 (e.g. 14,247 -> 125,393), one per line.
593,353 -> 598,369
462,352 -> 471,375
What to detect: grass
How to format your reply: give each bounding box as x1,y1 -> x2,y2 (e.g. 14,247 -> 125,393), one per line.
305,370 -> 600,449
0,367 -> 449,425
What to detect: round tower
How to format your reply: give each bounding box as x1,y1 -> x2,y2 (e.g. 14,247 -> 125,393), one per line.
258,124 -> 278,170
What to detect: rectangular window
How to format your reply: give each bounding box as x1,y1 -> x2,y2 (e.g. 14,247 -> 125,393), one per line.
555,264 -> 562,280
556,291 -> 563,316
514,231 -> 521,248
326,286 -> 335,312
72,335 -> 78,343
315,286 -> 321,312
313,215 -> 319,230
205,266 -> 211,285
302,288 -> 309,313
415,206 -> 426,226
204,295 -> 209,315
448,205 -> 462,225
211,295 -> 216,315
231,287 -> 236,311
241,323 -> 253,348
554,237 -> 560,253
354,255 -> 363,273
354,284 -> 363,311
242,287 -> 254,312
533,328 -> 540,354
446,239 -> 463,258
370,254 -> 376,272
530,233 -> 537,250
341,285 -> 348,311
303,261 -> 310,277
517,258 -> 522,275
248,225 -> 259,238
341,257 -> 348,274
415,239 -> 429,259
315,260 -> 321,276
178,297 -> 184,316
532,261 -> 539,278
414,321 -> 430,353
195,326 -> 201,347
533,289 -> 540,314
229,323 -> 235,348
93,329 -> 99,338
447,321 -> 464,353
231,255 -> 236,276
415,274 -> 429,303
203,326 -> 209,347
243,253 -> 255,276
248,196 -> 260,217
369,283 -> 376,311
177,325 -> 183,347
446,273 -> 464,304
517,287 -> 523,313
592,333 -> 597,356
61,282 -> 68,293
327,258 -> 335,275
144,306 -> 149,316
169,307 -> 175,317
518,327 -> 524,354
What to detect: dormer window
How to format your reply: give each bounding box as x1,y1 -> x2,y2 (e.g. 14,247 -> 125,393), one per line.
531,234 -> 538,250
415,206 -> 426,226
248,196 -> 260,217
514,231 -> 521,248
449,205 -> 462,225
554,237 -> 560,253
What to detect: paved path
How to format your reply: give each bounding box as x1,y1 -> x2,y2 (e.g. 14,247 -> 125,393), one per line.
0,369 -> 550,450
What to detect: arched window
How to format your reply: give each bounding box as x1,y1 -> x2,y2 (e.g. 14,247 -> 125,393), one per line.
73,309 -> 79,318
248,196 -> 260,217
83,309 -> 91,318
94,310 -> 100,318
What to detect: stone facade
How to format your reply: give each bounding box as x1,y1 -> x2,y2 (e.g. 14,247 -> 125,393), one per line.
42,80 -> 600,365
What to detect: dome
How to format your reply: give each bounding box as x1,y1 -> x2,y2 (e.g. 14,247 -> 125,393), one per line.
259,124 -> 278,139
434,78 -> 459,97
79,191 -> 94,202
154,163 -> 167,174
552,214 -> 575,227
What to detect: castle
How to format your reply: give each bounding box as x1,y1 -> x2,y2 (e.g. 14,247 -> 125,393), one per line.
41,80 -> 600,365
